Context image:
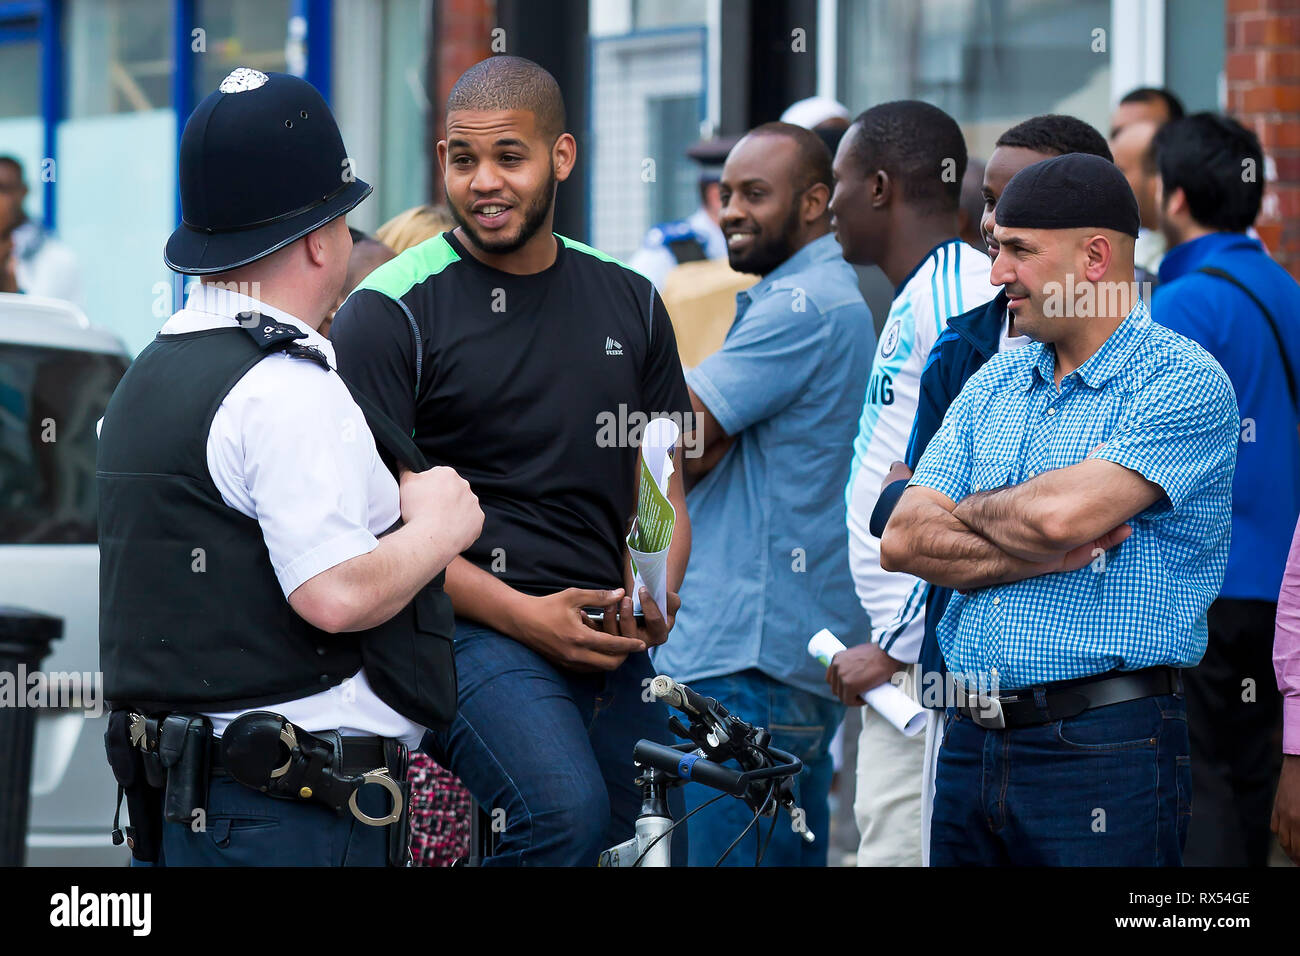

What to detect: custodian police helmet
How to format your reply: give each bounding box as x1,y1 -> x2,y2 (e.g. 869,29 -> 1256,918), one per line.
164,68 -> 371,275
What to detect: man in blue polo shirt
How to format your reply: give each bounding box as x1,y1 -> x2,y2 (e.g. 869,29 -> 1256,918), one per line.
1150,113 -> 1300,867
883,154 -> 1238,866
653,122 -> 875,866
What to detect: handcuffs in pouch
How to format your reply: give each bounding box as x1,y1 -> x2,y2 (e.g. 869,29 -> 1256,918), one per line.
217,711 -> 403,826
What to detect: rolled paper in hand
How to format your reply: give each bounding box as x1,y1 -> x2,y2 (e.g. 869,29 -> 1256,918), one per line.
808,628 -> 926,736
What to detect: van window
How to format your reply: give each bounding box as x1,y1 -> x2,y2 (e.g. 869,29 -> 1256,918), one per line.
0,344 -> 127,544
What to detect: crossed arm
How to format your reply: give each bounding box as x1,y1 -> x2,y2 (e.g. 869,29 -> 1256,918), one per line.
880,457 -> 1161,591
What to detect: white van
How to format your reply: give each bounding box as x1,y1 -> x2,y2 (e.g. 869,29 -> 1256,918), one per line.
0,292 -> 130,865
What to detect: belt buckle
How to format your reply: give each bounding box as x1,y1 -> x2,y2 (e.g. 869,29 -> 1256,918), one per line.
958,682 -> 1006,730
972,693 -> 1006,730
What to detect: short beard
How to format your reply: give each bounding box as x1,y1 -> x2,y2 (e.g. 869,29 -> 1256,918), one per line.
727,202 -> 802,277
448,162 -> 557,256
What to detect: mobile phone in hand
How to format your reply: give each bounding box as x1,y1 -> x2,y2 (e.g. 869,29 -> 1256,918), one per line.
581,606 -> 646,627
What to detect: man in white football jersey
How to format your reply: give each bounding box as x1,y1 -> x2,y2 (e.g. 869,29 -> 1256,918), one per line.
827,101 -> 997,866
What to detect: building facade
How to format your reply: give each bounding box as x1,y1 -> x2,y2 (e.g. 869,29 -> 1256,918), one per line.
4,0 -> 1297,355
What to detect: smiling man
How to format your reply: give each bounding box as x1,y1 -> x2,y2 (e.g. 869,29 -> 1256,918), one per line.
329,56 -> 693,866
859,114 -> 1113,863
652,122 -> 874,866
882,153 -> 1238,866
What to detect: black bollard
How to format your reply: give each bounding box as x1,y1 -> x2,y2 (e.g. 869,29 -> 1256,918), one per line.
0,606 -> 63,866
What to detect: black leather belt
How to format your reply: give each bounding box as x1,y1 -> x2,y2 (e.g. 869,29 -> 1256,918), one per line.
209,732 -> 387,776
954,666 -> 1183,730
121,710 -> 412,863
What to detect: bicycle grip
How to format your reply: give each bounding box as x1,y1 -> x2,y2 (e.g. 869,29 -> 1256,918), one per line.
651,675 -> 726,720
632,740 -> 747,797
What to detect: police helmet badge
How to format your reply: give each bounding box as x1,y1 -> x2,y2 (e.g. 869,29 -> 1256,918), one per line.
219,68 -> 269,94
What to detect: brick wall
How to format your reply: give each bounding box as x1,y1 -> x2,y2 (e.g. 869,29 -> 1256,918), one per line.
428,0 -> 497,200
1226,0 -> 1300,278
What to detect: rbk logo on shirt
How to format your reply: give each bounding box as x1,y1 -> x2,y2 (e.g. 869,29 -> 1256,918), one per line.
605,336 -> 624,356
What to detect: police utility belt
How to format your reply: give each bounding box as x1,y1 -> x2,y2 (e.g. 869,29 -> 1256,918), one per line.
953,665 -> 1183,730
107,709 -> 409,860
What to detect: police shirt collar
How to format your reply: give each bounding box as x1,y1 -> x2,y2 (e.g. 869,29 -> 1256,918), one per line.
184,282 -> 330,352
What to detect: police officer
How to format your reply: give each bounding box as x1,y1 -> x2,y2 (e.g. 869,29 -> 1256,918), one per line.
97,68 -> 483,867
628,135 -> 736,289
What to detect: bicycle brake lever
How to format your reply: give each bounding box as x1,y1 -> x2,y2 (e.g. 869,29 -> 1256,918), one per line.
776,779 -> 815,844
667,714 -> 692,742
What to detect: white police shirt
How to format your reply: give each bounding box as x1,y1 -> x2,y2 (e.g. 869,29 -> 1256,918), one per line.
162,283 -> 425,750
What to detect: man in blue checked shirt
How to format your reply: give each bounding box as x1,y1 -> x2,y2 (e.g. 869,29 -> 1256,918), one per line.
882,153 -> 1238,866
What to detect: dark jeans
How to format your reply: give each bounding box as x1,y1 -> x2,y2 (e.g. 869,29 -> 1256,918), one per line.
423,618 -> 686,866
931,694 -> 1191,866
682,670 -> 841,866
148,774 -> 391,866
1183,598 -> 1284,867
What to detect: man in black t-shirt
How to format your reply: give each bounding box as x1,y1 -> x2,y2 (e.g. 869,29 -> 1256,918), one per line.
331,56 -> 693,865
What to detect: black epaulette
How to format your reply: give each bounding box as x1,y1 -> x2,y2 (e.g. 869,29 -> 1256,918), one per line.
282,342 -> 331,370
235,311 -> 331,371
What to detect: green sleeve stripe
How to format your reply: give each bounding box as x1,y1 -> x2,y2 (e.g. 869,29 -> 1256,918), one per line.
354,233 -> 461,300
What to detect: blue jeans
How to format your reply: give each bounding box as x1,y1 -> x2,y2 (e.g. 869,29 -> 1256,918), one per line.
423,619 -> 686,866
148,774 -> 391,866
681,669 -> 842,866
930,693 -> 1192,866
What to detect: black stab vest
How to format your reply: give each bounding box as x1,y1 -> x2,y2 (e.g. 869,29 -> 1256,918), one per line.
96,320 -> 457,731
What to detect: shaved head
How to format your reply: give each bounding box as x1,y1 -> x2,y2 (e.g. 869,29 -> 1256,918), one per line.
446,55 -> 566,143
745,121 -> 834,193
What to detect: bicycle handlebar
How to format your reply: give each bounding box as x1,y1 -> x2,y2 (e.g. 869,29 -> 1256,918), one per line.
632,737 -> 804,792
649,675 -> 714,719
632,740 -> 748,796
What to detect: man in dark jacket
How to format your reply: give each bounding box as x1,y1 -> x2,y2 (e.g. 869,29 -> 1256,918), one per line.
857,113 -> 1112,862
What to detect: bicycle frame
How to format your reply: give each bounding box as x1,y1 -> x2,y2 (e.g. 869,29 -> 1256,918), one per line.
596,767 -> 675,867
465,677 -> 807,867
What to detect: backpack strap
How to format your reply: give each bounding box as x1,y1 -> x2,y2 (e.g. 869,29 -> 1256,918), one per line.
1196,265 -> 1297,408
